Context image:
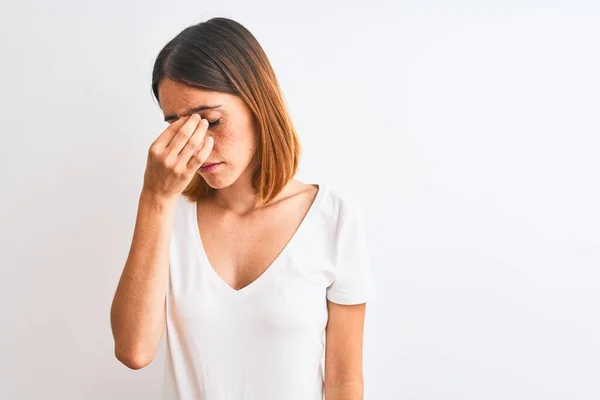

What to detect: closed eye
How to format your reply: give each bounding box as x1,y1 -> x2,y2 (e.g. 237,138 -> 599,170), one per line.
209,118 -> 222,128
165,117 -> 222,126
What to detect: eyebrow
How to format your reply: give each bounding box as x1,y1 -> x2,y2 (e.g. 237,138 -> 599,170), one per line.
163,104 -> 223,122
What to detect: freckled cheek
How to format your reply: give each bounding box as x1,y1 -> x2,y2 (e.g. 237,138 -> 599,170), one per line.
211,134 -> 227,149
210,127 -> 254,153
208,132 -> 231,155
213,130 -> 244,147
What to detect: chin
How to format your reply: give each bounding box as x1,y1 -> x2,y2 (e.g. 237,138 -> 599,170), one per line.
197,173 -> 229,190
197,165 -> 246,190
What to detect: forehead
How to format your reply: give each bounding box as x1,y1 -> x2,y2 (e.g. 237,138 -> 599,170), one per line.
158,78 -> 229,114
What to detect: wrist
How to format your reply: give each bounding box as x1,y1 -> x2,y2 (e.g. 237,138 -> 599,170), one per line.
139,189 -> 177,211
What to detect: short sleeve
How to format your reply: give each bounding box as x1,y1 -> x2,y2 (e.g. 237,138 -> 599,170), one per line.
326,196 -> 377,305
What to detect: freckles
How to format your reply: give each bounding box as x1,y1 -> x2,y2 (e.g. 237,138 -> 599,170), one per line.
218,130 -> 238,145
216,135 -> 232,146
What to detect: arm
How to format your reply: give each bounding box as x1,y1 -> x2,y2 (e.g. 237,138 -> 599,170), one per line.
324,301 -> 368,400
109,190 -> 175,369
110,113 -> 213,369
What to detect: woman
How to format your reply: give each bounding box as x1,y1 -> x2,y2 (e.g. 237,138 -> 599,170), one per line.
110,17 -> 376,400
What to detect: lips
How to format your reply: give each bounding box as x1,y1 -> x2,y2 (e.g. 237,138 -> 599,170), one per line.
198,162 -> 222,173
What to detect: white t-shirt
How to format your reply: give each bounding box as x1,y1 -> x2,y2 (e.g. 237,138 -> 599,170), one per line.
161,183 -> 376,400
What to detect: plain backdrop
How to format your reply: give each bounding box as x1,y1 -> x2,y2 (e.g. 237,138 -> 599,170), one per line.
1,1 -> 599,399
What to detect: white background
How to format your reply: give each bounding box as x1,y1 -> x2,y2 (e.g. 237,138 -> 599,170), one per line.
1,1 -> 599,399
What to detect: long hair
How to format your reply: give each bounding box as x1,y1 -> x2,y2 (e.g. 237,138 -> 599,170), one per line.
151,17 -> 301,207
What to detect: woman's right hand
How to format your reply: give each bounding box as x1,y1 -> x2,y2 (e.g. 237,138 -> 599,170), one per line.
142,114 -> 215,201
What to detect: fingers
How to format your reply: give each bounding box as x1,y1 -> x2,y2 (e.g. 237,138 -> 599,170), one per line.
166,114 -> 204,155
177,118 -> 210,164
153,115 -> 191,149
187,135 -> 215,173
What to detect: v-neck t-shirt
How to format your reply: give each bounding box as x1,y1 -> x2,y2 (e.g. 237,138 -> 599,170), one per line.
161,183 -> 377,400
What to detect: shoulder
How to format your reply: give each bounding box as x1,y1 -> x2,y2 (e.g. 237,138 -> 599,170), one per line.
317,184 -> 365,227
